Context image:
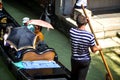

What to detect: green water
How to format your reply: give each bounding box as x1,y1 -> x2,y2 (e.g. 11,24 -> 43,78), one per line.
0,0 -> 120,80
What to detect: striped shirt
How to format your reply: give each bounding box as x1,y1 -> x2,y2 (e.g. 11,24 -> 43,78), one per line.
69,28 -> 95,61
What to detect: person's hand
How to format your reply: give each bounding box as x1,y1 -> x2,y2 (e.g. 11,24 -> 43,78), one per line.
86,17 -> 89,23
97,45 -> 102,51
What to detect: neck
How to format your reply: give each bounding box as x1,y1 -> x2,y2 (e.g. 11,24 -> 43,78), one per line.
78,25 -> 85,30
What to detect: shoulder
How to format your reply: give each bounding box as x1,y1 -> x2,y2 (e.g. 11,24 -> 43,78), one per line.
37,32 -> 44,35
84,31 -> 94,40
70,27 -> 79,32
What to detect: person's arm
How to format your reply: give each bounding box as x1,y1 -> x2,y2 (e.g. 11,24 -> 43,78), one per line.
90,45 -> 101,53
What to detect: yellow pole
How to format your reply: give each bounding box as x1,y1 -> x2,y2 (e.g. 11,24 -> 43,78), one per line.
81,4 -> 113,80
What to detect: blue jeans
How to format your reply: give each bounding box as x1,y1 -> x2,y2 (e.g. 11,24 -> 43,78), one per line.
71,59 -> 90,80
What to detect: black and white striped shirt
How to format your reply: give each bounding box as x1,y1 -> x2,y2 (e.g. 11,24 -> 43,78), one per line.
70,28 -> 95,61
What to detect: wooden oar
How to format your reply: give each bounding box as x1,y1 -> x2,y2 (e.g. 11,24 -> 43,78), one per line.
81,4 -> 113,80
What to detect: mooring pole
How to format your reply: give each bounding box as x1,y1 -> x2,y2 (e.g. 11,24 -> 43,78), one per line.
81,4 -> 113,80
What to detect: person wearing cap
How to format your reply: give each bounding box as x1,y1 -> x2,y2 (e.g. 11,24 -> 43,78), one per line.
22,17 -> 30,26
22,17 -> 35,33
22,17 -> 44,41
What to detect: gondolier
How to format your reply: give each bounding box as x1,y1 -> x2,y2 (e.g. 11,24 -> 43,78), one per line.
69,14 -> 101,80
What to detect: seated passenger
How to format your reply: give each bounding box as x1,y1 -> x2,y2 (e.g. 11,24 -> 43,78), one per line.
34,25 -> 44,41
22,17 -> 30,26
6,26 -> 55,61
22,17 -> 44,41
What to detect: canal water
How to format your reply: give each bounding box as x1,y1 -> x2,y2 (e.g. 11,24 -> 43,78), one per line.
0,0 -> 120,80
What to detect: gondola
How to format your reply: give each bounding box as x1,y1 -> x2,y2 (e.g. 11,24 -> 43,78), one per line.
0,8 -> 71,80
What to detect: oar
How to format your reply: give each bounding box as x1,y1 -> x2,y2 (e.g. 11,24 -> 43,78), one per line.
81,4 -> 113,80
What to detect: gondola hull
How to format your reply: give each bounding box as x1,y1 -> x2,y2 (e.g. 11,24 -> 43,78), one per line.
0,8 -> 71,80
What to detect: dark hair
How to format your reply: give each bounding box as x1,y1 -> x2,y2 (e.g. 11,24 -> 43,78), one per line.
76,14 -> 88,27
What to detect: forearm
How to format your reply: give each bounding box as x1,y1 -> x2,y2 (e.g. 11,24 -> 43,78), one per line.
90,45 -> 101,53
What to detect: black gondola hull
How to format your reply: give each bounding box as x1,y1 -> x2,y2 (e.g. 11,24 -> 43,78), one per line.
0,8 -> 71,80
